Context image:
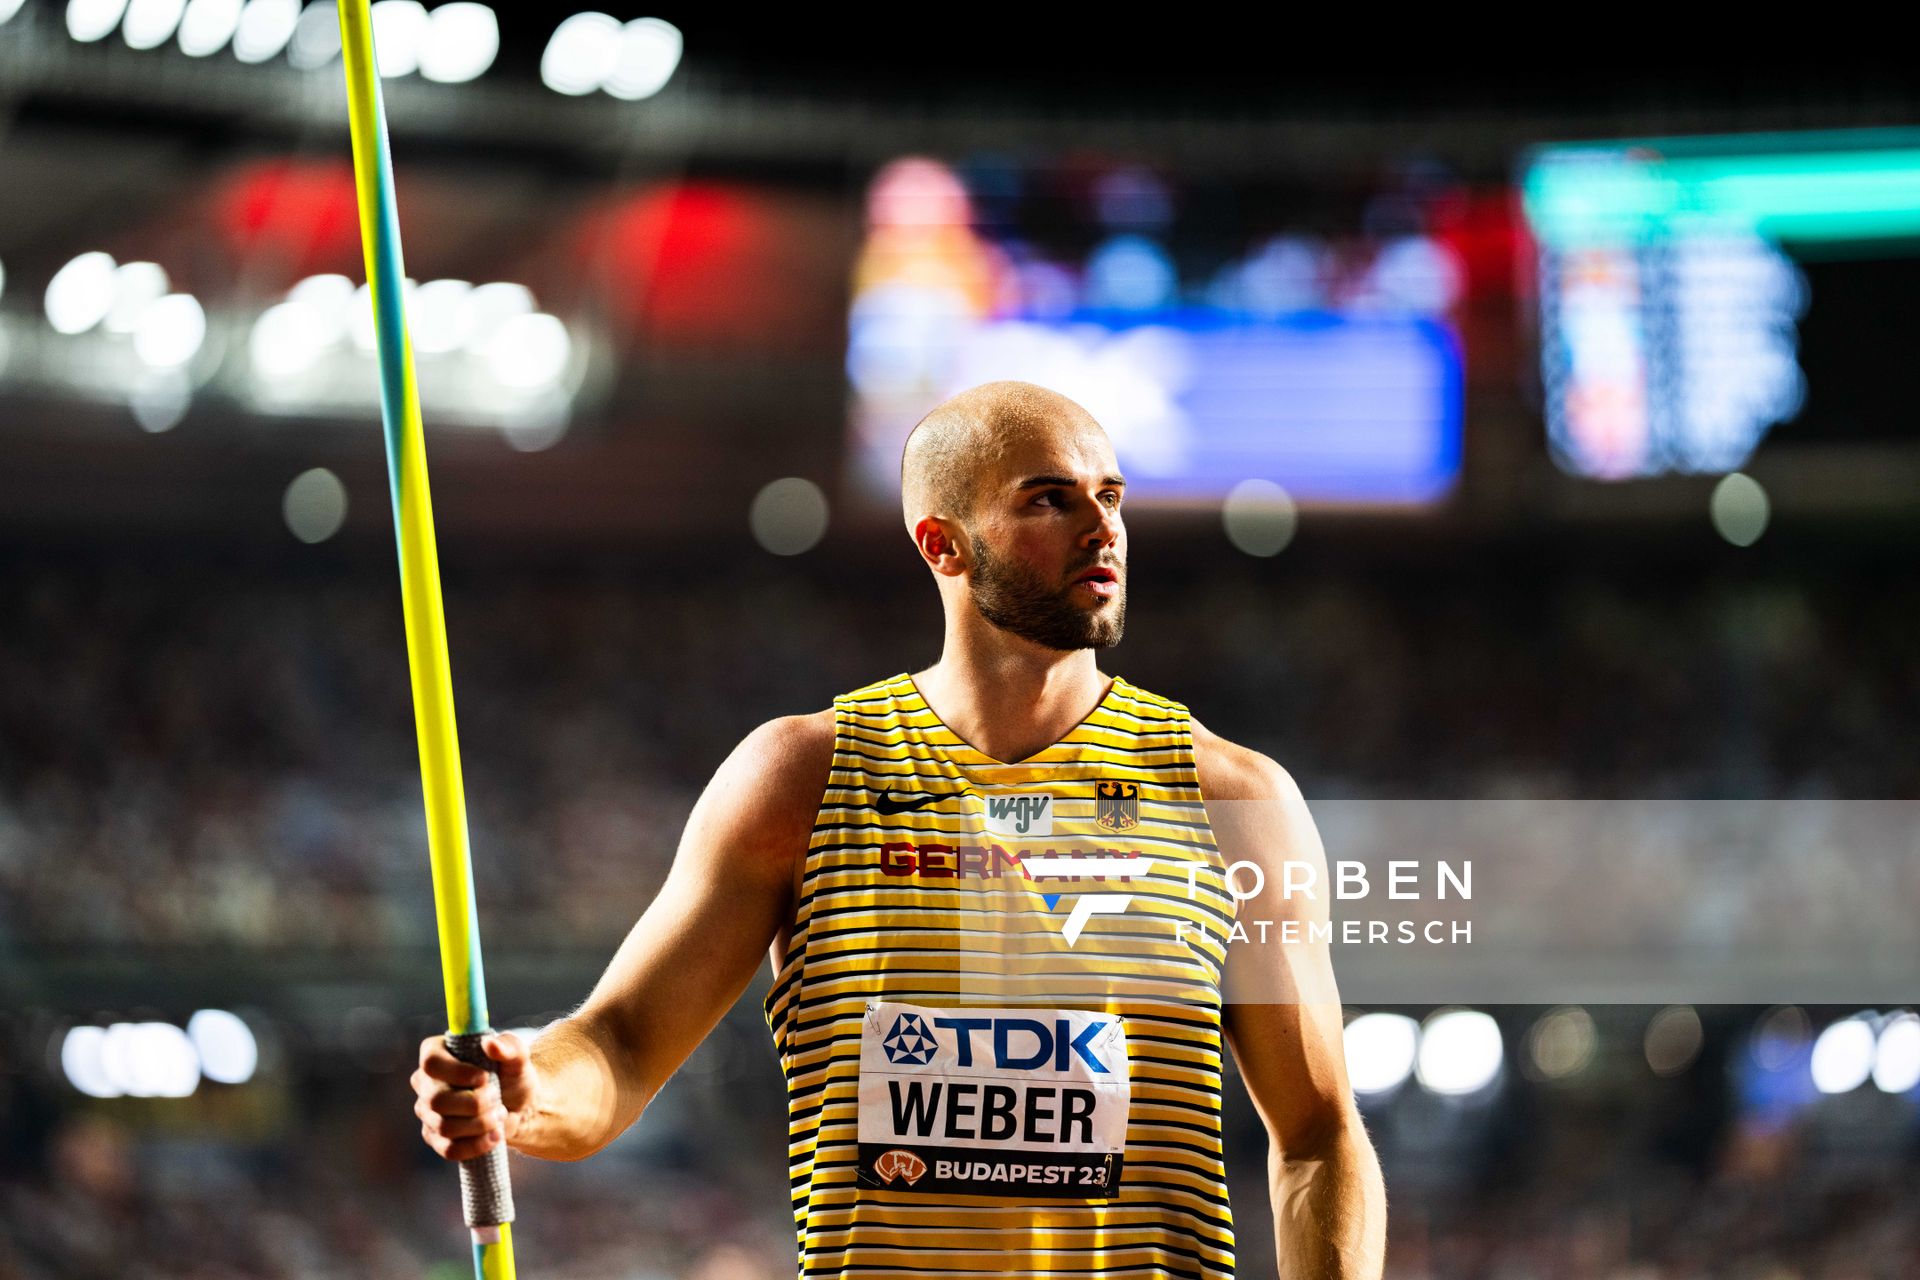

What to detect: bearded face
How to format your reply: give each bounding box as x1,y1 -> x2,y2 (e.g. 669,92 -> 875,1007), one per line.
967,530 -> 1126,651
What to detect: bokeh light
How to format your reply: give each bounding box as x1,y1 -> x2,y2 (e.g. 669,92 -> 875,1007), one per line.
368,0 -> 426,78
1222,479 -> 1298,556
484,312 -> 571,389
1416,1010 -> 1504,1096
176,0 -> 242,55
104,260 -> 170,334
129,372 -> 191,432
1644,1005 -> 1703,1076
604,16 -> 683,100
1872,1012 -> 1920,1094
230,0 -> 297,62
121,0 -> 186,49
188,1010 -> 259,1085
66,0 -> 129,43
132,293 -> 206,369
283,467 -> 348,543
749,478 -> 829,556
419,2 -> 497,84
1526,1006 -> 1597,1081
1750,1005 -> 1812,1071
1344,1013 -> 1419,1096
540,11 -> 621,96
44,251 -> 118,335
1711,472 -> 1770,546
1810,1014 -> 1875,1095
285,0 -> 340,69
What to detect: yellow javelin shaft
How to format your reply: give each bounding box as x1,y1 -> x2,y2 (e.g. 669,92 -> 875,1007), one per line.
336,3 -> 515,1277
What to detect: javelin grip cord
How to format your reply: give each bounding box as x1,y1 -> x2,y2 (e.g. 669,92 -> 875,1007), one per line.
445,1033 -> 517,1228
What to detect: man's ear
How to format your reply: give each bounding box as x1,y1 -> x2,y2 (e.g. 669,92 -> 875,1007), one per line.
914,516 -> 970,578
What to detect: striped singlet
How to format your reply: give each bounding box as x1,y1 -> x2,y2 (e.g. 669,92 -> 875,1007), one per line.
763,672 -> 1239,1279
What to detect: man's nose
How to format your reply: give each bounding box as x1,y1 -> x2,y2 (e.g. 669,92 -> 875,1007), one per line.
1083,502 -> 1121,548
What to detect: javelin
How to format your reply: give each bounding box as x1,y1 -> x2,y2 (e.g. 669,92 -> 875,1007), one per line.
335,3 -> 517,1277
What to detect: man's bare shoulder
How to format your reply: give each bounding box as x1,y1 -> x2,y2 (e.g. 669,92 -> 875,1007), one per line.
686,712 -> 835,872
1190,715 -> 1304,807
725,710 -> 836,806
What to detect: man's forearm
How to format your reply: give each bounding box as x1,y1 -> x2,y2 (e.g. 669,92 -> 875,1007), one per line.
1270,1111 -> 1387,1279
511,1016 -> 649,1161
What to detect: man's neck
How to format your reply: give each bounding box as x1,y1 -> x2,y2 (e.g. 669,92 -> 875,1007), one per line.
913,633 -> 1109,765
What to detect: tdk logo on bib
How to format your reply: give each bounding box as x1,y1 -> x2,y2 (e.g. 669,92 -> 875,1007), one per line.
881,1012 -> 938,1065
858,1000 -> 1130,1200
983,792 -> 1054,837
930,1014 -> 1115,1073
881,1010 -> 1113,1073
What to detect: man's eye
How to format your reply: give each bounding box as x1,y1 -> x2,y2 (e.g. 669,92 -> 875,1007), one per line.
1101,492 -> 1122,509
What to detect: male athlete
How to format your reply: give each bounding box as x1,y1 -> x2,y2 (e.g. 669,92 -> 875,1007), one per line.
412,381 -> 1387,1277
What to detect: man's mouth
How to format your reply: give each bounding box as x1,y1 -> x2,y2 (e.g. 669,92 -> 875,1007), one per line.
1073,566 -> 1120,597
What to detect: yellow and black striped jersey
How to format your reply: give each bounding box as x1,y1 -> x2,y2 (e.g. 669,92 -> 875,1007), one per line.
764,672 -> 1239,1279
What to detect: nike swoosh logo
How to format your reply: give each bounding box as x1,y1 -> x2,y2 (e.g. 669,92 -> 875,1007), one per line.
875,792 -> 945,815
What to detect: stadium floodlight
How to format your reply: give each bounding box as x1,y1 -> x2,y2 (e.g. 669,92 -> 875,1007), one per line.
368,0 -> 425,76
1873,1013 -> 1920,1094
121,0 -> 186,48
105,260 -> 170,333
119,1022 -> 201,1097
61,1026 -> 123,1098
0,0 -> 28,26
132,293 -> 206,368
250,300 -> 331,376
540,11 -> 621,95
1344,1013 -> 1419,1096
484,312 -> 571,389
411,279 -> 474,354
464,281 -> 534,351
177,0 -> 242,55
286,0 -> 340,68
1810,1014 -> 1875,1095
231,0 -> 298,62
288,272 -> 356,342
188,1010 -> 260,1085
67,0 -> 129,43
45,251 -> 118,335
1416,1009 -> 1504,1097
604,16 -> 682,100
419,2 -> 497,83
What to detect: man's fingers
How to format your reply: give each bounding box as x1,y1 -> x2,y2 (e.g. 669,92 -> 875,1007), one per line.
430,1110 -> 505,1139
435,1128 -> 505,1163
482,1030 -> 528,1075
416,1036 -> 488,1087
421,1085 -> 495,1118
413,1033 -> 513,1162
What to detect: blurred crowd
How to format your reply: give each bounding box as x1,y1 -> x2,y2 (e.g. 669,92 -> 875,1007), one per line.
1,547 -> 1915,951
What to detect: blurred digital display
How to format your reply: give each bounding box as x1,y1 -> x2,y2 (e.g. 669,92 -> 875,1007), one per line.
847,159 -> 1466,506
1523,129 -> 1920,480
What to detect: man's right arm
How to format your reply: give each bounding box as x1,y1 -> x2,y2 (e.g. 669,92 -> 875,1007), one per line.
411,710 -> 834,1162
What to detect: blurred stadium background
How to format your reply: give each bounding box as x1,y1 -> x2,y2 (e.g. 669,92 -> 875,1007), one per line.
1,5 -> 1917,1276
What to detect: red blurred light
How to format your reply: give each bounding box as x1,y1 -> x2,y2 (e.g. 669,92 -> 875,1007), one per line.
214,160 -> 362,274
580,182 -> 844,353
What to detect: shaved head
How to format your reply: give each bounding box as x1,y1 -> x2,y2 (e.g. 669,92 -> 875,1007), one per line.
900,381 -> 1127,650
901,381 -> 1104,530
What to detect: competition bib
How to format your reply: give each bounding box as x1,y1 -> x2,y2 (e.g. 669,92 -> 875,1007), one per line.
856,1000 -> 1130,1199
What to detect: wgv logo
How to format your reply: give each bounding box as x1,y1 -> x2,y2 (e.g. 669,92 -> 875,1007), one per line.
984,792 -> 1054,837
931,1015 -> 1116,1074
